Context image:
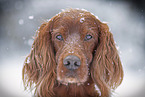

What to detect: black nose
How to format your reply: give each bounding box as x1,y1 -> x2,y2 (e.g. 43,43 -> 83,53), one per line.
63,55 -> 81,70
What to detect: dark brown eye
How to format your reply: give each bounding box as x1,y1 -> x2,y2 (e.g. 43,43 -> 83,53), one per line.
56,35 -> 63,41
84,34 -> 92,41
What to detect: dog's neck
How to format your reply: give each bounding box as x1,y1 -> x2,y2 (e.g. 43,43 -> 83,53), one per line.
53,78 -> 99,97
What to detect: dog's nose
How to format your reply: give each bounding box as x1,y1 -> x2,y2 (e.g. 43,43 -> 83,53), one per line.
63,55 -> 81,70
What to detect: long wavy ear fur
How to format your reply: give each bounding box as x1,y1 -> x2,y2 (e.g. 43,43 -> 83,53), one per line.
22,20 -> 57,96
91,21 -> 123,97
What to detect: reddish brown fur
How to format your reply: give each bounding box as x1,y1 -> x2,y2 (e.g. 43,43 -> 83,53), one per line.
22,9 -> 123,97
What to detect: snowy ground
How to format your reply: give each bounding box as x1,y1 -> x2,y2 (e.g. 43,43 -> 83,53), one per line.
0,56 -> 32,97
0,0 -> 145,97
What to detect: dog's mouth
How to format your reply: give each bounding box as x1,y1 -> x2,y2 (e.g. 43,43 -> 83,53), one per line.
58,77 -> 84,86
62,77 -> 79,85
57,70 -> 87,85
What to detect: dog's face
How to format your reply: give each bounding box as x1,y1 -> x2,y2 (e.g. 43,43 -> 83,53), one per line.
51,10 -> 99,85
22,9 -> 123,97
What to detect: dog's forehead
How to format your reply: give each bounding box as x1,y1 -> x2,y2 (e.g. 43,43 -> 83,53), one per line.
53,10 -> 96,28
52,9 -> 99,38
54,18 -> 92,34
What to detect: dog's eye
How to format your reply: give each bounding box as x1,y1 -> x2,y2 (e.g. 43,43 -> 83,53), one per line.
84,34 -> 92,41
56,35 -> 63,41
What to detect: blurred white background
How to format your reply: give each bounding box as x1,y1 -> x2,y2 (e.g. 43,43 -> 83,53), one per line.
0,0 -> 145,97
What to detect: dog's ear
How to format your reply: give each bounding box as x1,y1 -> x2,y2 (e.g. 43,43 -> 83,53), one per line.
91,21 -> 124,96
22,19 -> 57,96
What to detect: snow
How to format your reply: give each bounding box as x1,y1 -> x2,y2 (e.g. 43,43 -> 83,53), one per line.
28,16 -> 34,20
80,17 -> 85,23
18,19 -> 24,25
81,8 -> 88,12
61,9 -> 65,12
108,72 -> 110,75
46,19 -> 51,22
114,70 -> 145,97
0,57 -> 33,97
102,21 -> 108,24
95,16 -> 100,20
28,39 -> 34,46
26,57 -> 30,64
0,0 -> 145,97
79,13 -> 84,16
94,84 -> 101,96
68,51 -> 74,53
116,46 -> 120,50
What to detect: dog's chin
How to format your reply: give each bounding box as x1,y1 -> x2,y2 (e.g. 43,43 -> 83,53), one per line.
57,77 -> 86,86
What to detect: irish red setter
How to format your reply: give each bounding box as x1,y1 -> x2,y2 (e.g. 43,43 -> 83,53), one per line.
22,9 -> 123,97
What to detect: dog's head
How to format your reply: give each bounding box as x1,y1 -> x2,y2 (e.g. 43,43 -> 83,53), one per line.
22,9 -> 123,97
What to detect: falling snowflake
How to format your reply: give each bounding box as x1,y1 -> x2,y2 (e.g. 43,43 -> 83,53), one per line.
28,16 -> 34,20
